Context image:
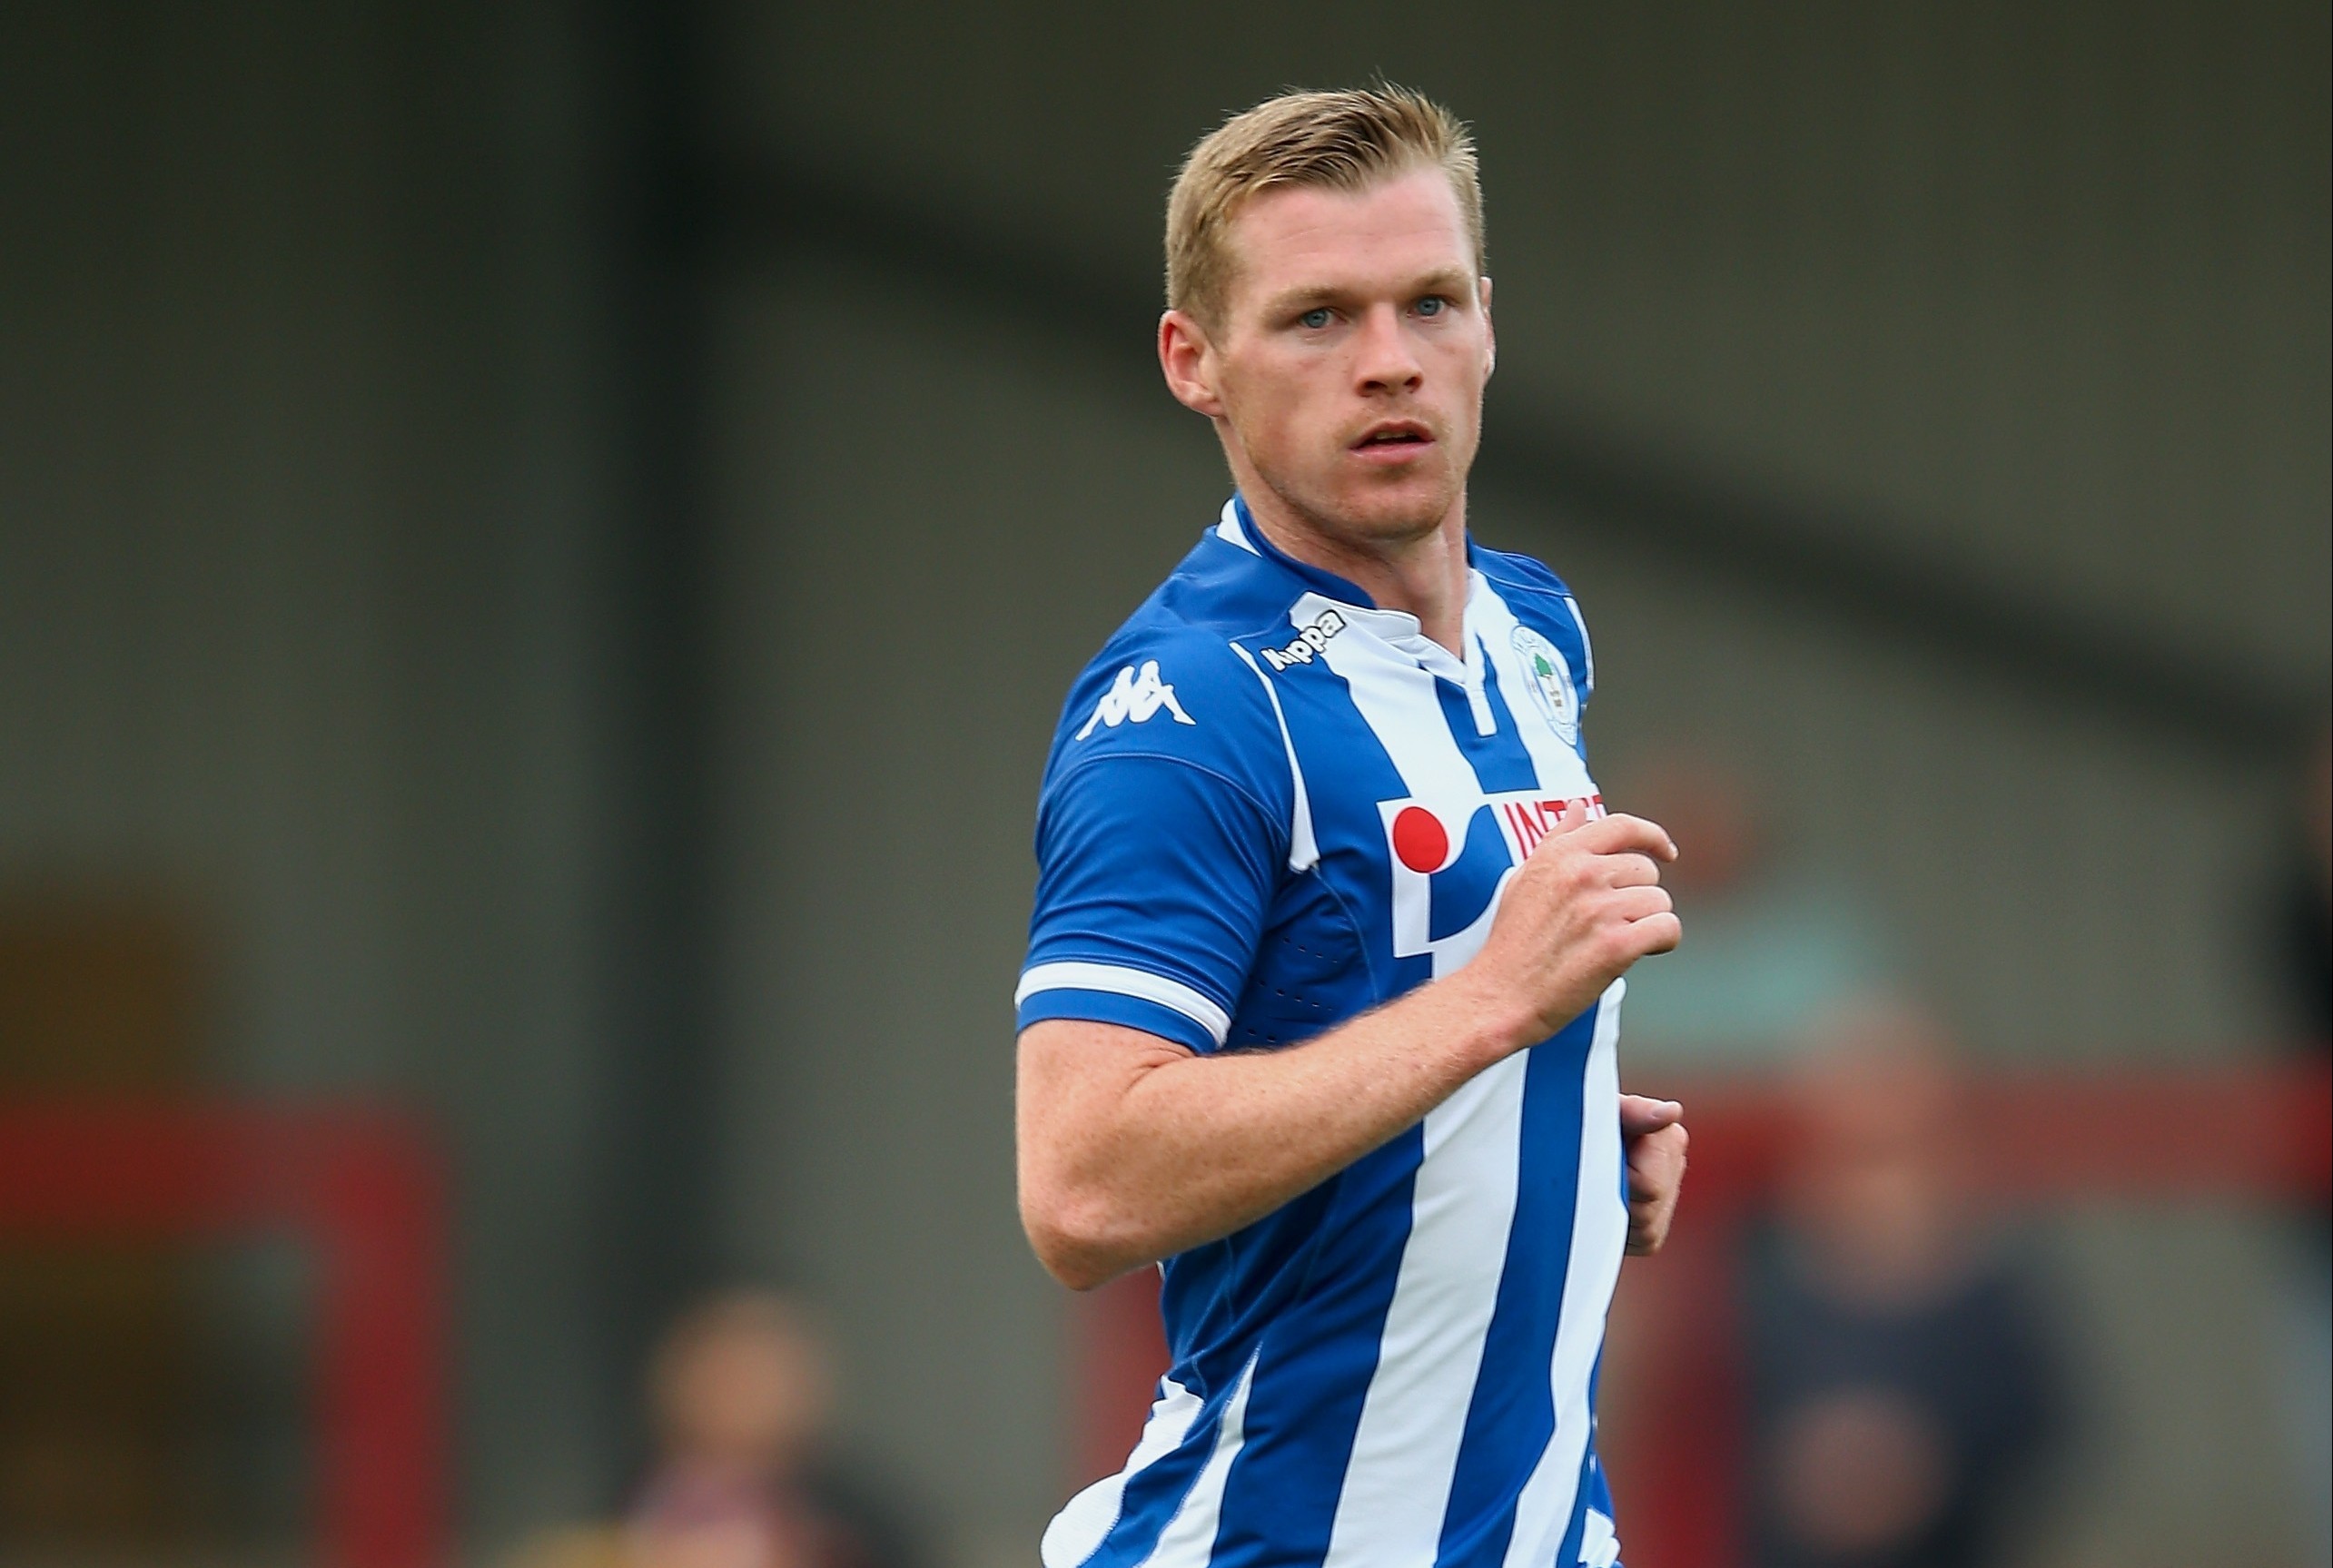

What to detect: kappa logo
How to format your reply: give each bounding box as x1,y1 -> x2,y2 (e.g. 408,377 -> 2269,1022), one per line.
1260,610 -> 1347,672
1075,659 -> 1196,739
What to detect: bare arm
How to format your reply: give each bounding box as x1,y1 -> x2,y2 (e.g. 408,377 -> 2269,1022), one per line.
1016,806 -> 1680,1289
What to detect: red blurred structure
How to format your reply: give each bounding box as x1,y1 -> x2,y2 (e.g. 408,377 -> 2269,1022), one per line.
1073,1061 -> 2332,1563
0,1103 -> 449,1568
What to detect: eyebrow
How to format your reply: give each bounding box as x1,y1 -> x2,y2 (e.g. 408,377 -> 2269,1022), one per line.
1258,267 -> 1476,320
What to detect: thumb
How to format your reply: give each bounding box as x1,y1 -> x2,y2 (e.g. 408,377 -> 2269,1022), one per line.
1618,1093 -> 1684,1136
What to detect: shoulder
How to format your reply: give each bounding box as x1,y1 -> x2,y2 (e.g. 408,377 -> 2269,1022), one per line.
1044,603 -> 1289,813
1474,541 -> 1597,698
1473,541 -> 1578,611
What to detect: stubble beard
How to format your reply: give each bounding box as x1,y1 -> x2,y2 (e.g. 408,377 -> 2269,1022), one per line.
1248,440 -> 1469,561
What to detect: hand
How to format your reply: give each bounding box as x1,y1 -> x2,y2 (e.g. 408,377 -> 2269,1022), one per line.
1620,1093 -> 1688,1257
1460,804 -> 1681,1044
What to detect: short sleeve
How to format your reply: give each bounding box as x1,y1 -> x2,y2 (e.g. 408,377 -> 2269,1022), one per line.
1017,753 -> 1283,1053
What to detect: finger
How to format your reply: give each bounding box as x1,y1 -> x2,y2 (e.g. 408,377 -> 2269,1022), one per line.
1606,885 -> 1675,922
1629,1121 -> 1689,1165
1626,1148 -> 1673,1196
1625,911 -> 1683,956
1626,1132 -> 1688,1188
1603,852 -> 1664,889
1618,1093 -> 1684,1135
1626,1189 -> 1676,1255
1571,813 -> 1677,862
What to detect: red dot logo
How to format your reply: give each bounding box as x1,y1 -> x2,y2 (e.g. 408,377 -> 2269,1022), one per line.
1391,806 -> 1448,873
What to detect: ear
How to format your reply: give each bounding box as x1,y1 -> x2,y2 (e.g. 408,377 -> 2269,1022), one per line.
1158,309 -> 1226,418
1478,275 -> 1496,380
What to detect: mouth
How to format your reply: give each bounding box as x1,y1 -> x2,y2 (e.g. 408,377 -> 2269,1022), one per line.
1350,420 -> 1435,457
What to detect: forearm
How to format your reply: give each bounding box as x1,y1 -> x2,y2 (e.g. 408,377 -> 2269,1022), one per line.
1017,806 -> 1679,1289
1016,971 -> 1528,1287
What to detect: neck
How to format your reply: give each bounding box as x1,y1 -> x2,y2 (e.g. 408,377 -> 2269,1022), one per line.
1241,486 -> 1473,655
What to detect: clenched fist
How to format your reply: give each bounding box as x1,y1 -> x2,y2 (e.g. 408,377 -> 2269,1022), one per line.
1458,802 -> 1682,1044
1619,1093 -> 1689,1256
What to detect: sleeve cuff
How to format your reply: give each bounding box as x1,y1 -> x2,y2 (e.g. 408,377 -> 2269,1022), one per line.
1014,962 -> 1231,1053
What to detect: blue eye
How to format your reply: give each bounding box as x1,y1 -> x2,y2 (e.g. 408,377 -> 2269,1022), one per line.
1300,308 -> 1332,330
1416,295 -> 1447,317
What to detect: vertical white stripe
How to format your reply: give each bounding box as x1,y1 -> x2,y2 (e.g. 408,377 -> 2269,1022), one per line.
1320,1055 -> 1528,1568
1302,590 -> 1481,806
1462,628 -> 1498,736
1561,593 -> 1596,695
1312,599 -> 1525,1563
1502,982 -> 1629,1568
1143,1356 -> 1259,1567
1230,642 -> 1318,873
1578,1506 -> 1622,1568
1043,1377 -> 1205,1568
1468,577 -> 1595,801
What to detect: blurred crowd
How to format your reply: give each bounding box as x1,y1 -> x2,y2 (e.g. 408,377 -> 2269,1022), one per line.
1601,731 -> 2333,1568
514,1292 -> 918,1568
1741,1002 -> 2068,1568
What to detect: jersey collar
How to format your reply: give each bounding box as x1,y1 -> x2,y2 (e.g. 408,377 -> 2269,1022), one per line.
1218,495 -> 1495,705
1223,495 -> 1379,609
1221,494 -> 1488,608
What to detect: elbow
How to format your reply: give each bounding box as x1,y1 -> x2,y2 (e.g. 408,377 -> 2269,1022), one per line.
1020,1180 -> 1152,1293
1031,1235 -> 1120,1295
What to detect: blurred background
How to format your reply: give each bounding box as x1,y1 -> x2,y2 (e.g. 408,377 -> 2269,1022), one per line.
0,2 -> 2325,1566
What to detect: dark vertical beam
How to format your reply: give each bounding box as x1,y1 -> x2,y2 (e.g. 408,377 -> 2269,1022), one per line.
584,0 -> 718,1497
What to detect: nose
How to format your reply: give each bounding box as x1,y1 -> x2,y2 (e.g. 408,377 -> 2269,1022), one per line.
1352,302 -> 1423,396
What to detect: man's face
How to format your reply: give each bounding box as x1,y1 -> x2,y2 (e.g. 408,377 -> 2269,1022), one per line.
1175,166 -> 1493,548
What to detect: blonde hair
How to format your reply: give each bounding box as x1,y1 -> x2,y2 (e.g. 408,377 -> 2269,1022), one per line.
1166,85 -> 1483,330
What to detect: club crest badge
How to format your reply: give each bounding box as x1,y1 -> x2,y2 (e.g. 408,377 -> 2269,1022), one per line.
1510,626 -> 1579,745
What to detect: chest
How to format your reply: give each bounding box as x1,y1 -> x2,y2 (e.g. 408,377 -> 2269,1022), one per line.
1256,610 -> 1601,979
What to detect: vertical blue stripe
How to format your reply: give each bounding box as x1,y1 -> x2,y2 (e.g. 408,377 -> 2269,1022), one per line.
1438,648 -> 1537,794
1080,1392 -> 1233,1568
1158,1181 -> 1337,1377
1256,637 -> 1417,1000
1164,608 -> 1438,1567
1202,1129 -> 1428,1566
1430,1004 -> 1599,1565
1551,1439 -> 1610,1568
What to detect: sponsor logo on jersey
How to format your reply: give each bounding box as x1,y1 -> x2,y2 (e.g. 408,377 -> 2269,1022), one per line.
1491,790 -> 1605,857
1510,625 -> 1580,745
1379,790 -> 1606,962
1384,792 -> 1606,873
1260,610 -> 1348,672
1074,659 -> 1196,739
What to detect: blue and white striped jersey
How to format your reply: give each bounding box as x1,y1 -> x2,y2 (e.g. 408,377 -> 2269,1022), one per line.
1020,498 -> 1629,1568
